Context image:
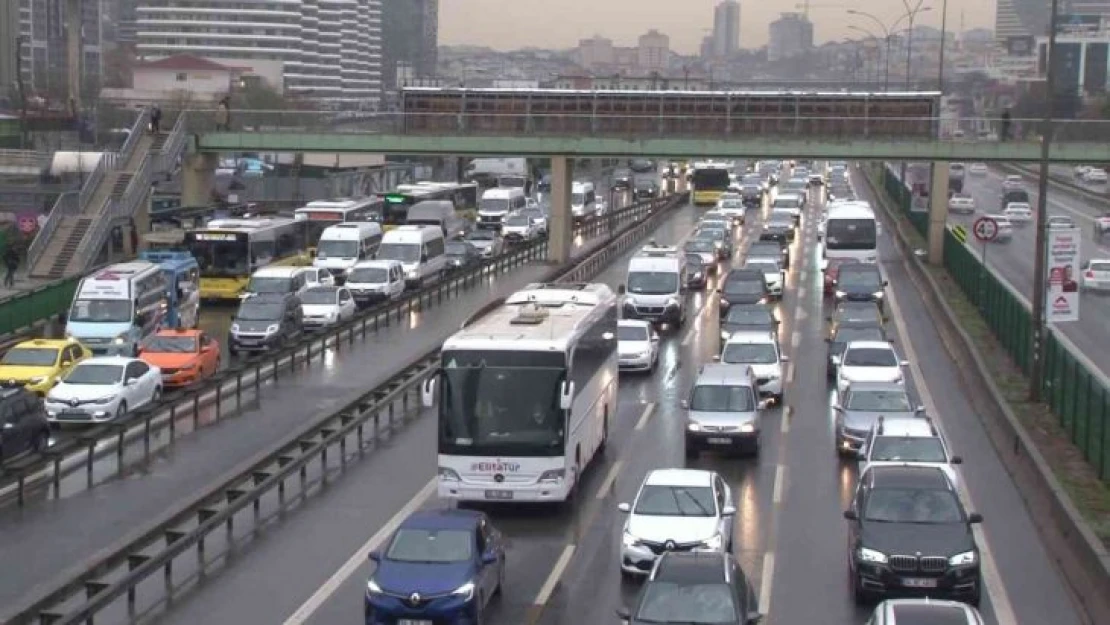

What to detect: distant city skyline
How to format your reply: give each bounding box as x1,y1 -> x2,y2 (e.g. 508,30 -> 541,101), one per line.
440,0 -> 996,51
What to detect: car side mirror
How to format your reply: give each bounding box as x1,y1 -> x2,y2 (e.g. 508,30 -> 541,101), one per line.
482,551 -> 498,565
746,611 -> 765,624
2,422 -> 13,430
616,606 -> 632,621
900,360 -> 910,367
368,550 -> 381,562
711,354 -> 721,362
618,502 -> 631,513
832,404 -> 844,412
125,378 -> 138,386
882,280 -> 889,287
780,355 -> 790,362
915,405 -> 926,413
968,513 -> 983,524
758,399 -> 773,410
950,456 -> 964,465
843,510 -> 858,520
680,399 -> 689,409
421,376 -> 437,408
559,380 -> 575,410
856,448 -> 867,460
722,505 -> 737,516
651,333 -> 660,344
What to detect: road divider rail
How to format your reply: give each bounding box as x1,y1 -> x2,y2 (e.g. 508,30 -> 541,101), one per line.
0,191 -> 689,625
0,196 -> 667,507
1000,162 -> 1110,209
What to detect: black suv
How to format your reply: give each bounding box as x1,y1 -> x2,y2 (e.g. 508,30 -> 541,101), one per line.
229,293 -> 303,355
633,177 -> 660,200
618,552 -> 762,625
834,263 -> 888,310
760,213 -> 795,243
844,466 -> 983,606
747,240 -> 789,269
0,384 -> 51,462
612,168 -> 633,191
719,269 -> 769,310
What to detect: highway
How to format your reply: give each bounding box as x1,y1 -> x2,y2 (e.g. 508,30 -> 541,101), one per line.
0,182 -> 625,609
116,170 -> 1087,625
949,168 -> 1110,378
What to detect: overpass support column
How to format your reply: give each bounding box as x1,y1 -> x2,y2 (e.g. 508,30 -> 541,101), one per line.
927,162 -> 950,266
548,156 -> 574,266
677,167 -> 688,193
182,153 -> 218,207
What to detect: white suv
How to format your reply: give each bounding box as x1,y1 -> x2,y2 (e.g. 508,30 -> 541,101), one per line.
718,330 -> 788,402
618,469 -> 735,578
835,340 -> 907,394
858,415 -> 963,488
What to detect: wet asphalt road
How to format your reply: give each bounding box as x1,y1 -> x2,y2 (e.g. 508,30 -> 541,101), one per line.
140,172 -> 1085,625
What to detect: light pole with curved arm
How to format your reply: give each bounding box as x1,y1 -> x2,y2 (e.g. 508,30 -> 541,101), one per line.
848,24 -> 890,90
848,5 -> 932,89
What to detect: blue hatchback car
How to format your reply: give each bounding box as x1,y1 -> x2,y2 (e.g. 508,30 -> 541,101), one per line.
365,509 -> 506,625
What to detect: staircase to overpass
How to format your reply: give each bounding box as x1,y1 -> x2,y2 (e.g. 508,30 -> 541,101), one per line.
27,109 -> 188,279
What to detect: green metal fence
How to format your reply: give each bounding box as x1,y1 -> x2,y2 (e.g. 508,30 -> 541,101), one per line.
872,162 -> 1110,480
0,275 -> 80,339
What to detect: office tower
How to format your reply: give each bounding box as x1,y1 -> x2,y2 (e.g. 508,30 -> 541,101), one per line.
713,0 -> 741,57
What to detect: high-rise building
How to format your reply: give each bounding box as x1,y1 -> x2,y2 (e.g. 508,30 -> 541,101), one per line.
576,35 -> 615,70
382,0 -> 438,89
997,1 -> 1110,54
0,0 -> 18,101
135,0 -> 382,104
638,29 -> 670,71
712,0 -> 741,58
768,12 -> 813,61
19,0 -> 104,99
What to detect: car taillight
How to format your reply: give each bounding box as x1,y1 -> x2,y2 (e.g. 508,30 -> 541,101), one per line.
1087,271 -> 1095,278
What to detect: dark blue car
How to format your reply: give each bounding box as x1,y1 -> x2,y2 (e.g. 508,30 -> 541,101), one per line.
365,509 -> 506,625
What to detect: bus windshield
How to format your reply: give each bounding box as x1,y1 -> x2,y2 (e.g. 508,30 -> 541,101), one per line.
70,299 -> 133,323
438,350 -> 567,456
692,168 -> 730,190
825,219 -> 877,251
186,234 -> 250,277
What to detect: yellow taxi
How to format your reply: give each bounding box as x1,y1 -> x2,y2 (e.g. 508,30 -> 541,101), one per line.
0,338 -> 92,396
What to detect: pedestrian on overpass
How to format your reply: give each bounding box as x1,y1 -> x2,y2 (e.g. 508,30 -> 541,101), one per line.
1000,109 -> 1011,142
216,97 -> 231,131
3,246 -> 20,288
150,105 -> 162,134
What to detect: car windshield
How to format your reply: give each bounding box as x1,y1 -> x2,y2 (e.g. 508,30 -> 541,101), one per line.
690,384 -> 755,412
69,299 -> 132,323
618,325 -> 650,341
236,302 -> 284,321
349,267 -> 388,282
870,437 -> 948,463
721,342 -> 778,364
445,242 -> 471,256
505,215 -> 529,226
836,304 -> 881,324
628,271 -> 679,295
572,192 -> 586,205
65,363 -> 123,385
748,244 -> 781,257
834,326 -> 885,344
864,488 -> 963,523
376,243 -> 421,263
844,347 -> 897,367
848,390 -> 912,411
634,484 -> 716,517
301,288 -> 338,305
386,528 -> 473,563
723,279 -> 763,295
467,230 -> 495,241
1,347 -> 59,367
636,581 -> 738,623
247,277 -> 291,294
768,215 -> 793,226
142,335 -> 197,353
838,270 -> 882,289
697,229 -> 726,241
721,199 -> 745,208
1090,262 -> 1110,272
725,306 -> 774,325
685,254 -> 705,268
745,261 -> 779,274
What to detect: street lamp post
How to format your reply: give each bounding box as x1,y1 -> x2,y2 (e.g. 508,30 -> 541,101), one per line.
848,6 -> 931,91
902,0 -> 927,88
937,0 -> 948,92
1030,0 -> 1063,403
849,25 -> 891,90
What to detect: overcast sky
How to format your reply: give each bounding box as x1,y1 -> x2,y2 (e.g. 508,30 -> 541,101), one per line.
439,1 -> 995,51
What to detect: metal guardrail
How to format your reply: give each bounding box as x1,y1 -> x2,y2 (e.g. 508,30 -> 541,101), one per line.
118,108 -> 152,167
0,191 -> 685,625
0,148 -> 49,168
0,195 -> 662,504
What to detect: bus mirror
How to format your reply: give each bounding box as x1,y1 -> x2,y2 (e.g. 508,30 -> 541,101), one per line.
559,380 -> 575,411
421,377 -> 437,408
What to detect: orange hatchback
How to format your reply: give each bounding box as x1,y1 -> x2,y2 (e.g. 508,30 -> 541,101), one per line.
139,329 -> 221,388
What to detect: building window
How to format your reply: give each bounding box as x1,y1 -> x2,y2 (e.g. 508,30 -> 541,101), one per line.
176,72 -> 188,82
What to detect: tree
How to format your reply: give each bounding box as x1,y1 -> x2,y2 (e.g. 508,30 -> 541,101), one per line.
232,84 -> 289,112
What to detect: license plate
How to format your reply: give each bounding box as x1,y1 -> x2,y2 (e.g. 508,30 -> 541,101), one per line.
398,620 -> 433,625
707,437 -> 732,445
485,490 -> 514,500
902,577 -> 938,588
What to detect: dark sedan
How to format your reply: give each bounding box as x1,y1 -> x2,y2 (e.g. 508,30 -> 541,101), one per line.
685,253 -> 709,289
719,269 -> 769,310
719,303 -> 779,347
833,263 -> 888,311
445,240 -> 482,272
759,214 -> 795,243
748,240 -> 789,269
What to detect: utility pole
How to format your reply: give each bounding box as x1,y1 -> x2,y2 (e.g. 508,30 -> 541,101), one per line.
1030,0 -> 1062,402
65,0 -> 82,114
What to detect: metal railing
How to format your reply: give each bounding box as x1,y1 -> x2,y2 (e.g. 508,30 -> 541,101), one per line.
118,107 -> 152,166
25,192 -> 77,270
158,113 -> 187,173
1,189 -> 686,625
0,148 -> 48,169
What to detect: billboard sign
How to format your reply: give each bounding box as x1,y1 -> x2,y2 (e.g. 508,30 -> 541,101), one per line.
1045,228 -> 1081,323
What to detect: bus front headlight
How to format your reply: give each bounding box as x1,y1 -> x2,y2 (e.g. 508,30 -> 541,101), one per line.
835,290 -> 847,299
538,468 -> 565,483
113,334 -> 129,345
266,324 -> 279,334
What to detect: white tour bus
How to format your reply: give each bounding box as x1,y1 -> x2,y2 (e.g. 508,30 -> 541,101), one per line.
312,222 -> 384,282
422,282 -> 619,503
821,201 -> 880,265
293,197 -> 384,245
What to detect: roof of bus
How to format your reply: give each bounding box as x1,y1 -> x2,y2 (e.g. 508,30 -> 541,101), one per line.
444,283 -> 616,353
826,202 -> 875,218
320,222 -> 383,238
197,217 -> 297,231
297,197 -> 382,210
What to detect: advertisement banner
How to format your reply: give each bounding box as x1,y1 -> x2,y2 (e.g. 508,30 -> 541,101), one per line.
1046,228 -> 1082,323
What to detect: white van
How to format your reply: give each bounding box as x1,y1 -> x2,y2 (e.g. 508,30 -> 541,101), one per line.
618,244 -> 687,327
571,181 -> 597,221
477,188 -> 526,230
313,222 -> 383,282
244,266 -> 311,299
66,262 -> 169,356
375,225 -> 447,288
406,200 -> 467,239
345,260 -> 407,307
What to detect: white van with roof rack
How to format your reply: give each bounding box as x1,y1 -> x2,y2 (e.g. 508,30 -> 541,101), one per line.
619,243 -> 687,327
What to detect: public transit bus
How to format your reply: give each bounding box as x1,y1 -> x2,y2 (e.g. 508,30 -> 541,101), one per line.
184,217 -> 309,301
821,201 -> 880,292
293,197 -> 384,246
380,181 -> 479,227
421,282 -> 619,503
691,161 -> 732,206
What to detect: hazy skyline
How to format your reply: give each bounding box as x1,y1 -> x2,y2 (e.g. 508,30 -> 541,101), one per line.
440,1 -> 996,51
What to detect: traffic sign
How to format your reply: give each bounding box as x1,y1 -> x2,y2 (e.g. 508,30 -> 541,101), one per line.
973,216 -> 998,243
951,224 -> 968,244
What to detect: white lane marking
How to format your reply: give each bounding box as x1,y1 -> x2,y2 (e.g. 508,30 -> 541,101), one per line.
781,405 -> 792,433
635,402 -> 657,431
595,459 -> 624,500
281,478 -> 437,625
784,361 -> 795,385
884,262 -> 1019,625
758,551 -> 776,615
533,544 -> 577,606
772,464 -> 786,504
796,286 -> 806,300
790,330 -> 800,349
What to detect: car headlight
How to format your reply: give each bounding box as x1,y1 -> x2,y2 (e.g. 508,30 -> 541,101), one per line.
366,579 -> 383,595
266,324 -> 280,334
892,374 -> 903,383
858,547 -> 888,564
831,355 -> 841,365
693,272 -> 703,279
720,330 -> 731,340
622,530 -> 643,548
231,323 -> 240,333
949,550 -> 977,566
872,291 -> 884,299
699,534 -> 723,550
835,290 -> 847,299
687,421 -> 702,432
665,297 -> 679,309
90,395 -> 116,405
113,334 -> 128,345
452,581 -> 476,602
739,422 -> 755,433
28,376 -> 46,384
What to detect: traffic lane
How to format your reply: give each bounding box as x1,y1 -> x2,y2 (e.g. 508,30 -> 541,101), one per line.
0,259 -> 566,609
148,201 -> 707,625
864,173 -> 1085,625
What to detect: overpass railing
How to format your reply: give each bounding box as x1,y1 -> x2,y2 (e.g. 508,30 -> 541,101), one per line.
872,162 -> 1110,481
